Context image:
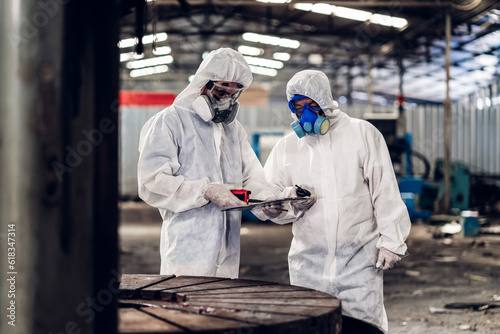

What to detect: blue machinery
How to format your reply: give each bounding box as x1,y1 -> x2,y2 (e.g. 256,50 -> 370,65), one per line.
395,134 -> 471,221
399,176 -> 432,221
396,134 -> 433,221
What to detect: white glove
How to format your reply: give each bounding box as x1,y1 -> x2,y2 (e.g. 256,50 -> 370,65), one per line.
292,196 -> 316,211
261,200 -> 285,219
290,187 -> 316,211
376,247 -> 402,270
204,184 -> 247,209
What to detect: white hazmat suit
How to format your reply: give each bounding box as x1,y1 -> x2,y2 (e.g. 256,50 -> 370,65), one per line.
137,48 -> 273,278
264,70 -> 411,332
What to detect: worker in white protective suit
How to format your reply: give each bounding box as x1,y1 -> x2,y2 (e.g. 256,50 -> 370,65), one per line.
137,48 -> 276,278
263,70 -> 411,333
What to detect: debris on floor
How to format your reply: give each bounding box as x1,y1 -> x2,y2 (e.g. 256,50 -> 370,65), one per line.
433,220 -> 462,238
445,301 -> 500,311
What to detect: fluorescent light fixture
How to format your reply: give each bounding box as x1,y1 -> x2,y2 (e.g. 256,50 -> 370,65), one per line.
248,65 -> 278,76
152,46 -> 172,55
311,3 -> 334,15
238,45 -> 264,56
389,17 -> 407,29
334,7 -> 372,22
126,55 -> 174,69
471,69 -> 493,81
370,14 -> 393,26
244,56 -> 284,69
308,53 -> 323,65
280,38 -> 300,49
256,0 -> 291,3
460,58 -> 483,70
242,32 -> 300,49
260,35 -> 281,45
475,54 -> 498,66
120,52 -> 144,62
485,97 -> 492,108
143,32 -> 168,44
483,66 -> 496,74
130,65 -> 169,78
370,14 -> 407,28
477,98 -> 484,110
119,37 -> 137,49
294,3 -> 408,28
273,52 -> 290,61
119,32 -> 168,48
295,3 -> 313,11
242,32 -> 262,43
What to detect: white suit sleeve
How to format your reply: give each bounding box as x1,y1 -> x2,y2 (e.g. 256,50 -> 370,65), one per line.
137,114 -> 210,213
362,124 -> 411,255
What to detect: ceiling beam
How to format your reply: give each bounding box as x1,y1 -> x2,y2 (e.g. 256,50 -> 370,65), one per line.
152,0 -> 454,8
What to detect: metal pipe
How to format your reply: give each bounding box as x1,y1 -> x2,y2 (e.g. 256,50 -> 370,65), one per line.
154,0 -> 454,7
0,0 -> 41,332
397,50 -> 406,139
444,10 -> 452,213
367,56 -> 373,114
347,61 -> 353,105
1,1 -> 119,333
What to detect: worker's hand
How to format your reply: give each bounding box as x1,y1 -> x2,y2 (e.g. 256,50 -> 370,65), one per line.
292,196 -> 316,211
261,201 -> 285,219
204,184 -> 247,209
290,186 -> 316,211
376,247 -> 402,270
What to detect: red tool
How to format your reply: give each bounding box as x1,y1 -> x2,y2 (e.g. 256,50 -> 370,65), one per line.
231,189 -> 251,203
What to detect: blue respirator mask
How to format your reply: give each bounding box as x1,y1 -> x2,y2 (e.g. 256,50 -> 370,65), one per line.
289,94 -> 330,138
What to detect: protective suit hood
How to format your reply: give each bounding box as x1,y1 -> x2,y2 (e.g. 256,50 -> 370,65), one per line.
173,48 -> 253,121
286,70 -> 340,122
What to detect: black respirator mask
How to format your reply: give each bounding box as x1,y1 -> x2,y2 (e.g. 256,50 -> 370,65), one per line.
203,81 -> 244,124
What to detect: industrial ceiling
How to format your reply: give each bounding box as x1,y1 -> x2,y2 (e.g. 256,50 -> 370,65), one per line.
119,0 -> 500,105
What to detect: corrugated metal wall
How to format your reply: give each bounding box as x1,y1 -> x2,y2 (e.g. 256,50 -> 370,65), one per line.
406,81 -> 500,176
119,80 -> 500,198
120,106 -> 164,198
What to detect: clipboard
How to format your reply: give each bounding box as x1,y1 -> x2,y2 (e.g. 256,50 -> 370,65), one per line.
221,197 -> 306,211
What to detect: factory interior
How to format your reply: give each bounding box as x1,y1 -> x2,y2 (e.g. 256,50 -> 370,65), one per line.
1,0 -> 500,333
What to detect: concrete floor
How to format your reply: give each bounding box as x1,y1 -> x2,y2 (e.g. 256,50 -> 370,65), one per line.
119,201 -> 500,334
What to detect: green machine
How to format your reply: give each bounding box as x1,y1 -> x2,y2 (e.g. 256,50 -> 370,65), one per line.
428,159 -> 471,212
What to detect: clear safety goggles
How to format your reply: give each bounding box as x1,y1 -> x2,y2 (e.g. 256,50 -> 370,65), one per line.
211,82 -> 244,101
288,94 -> 322,114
